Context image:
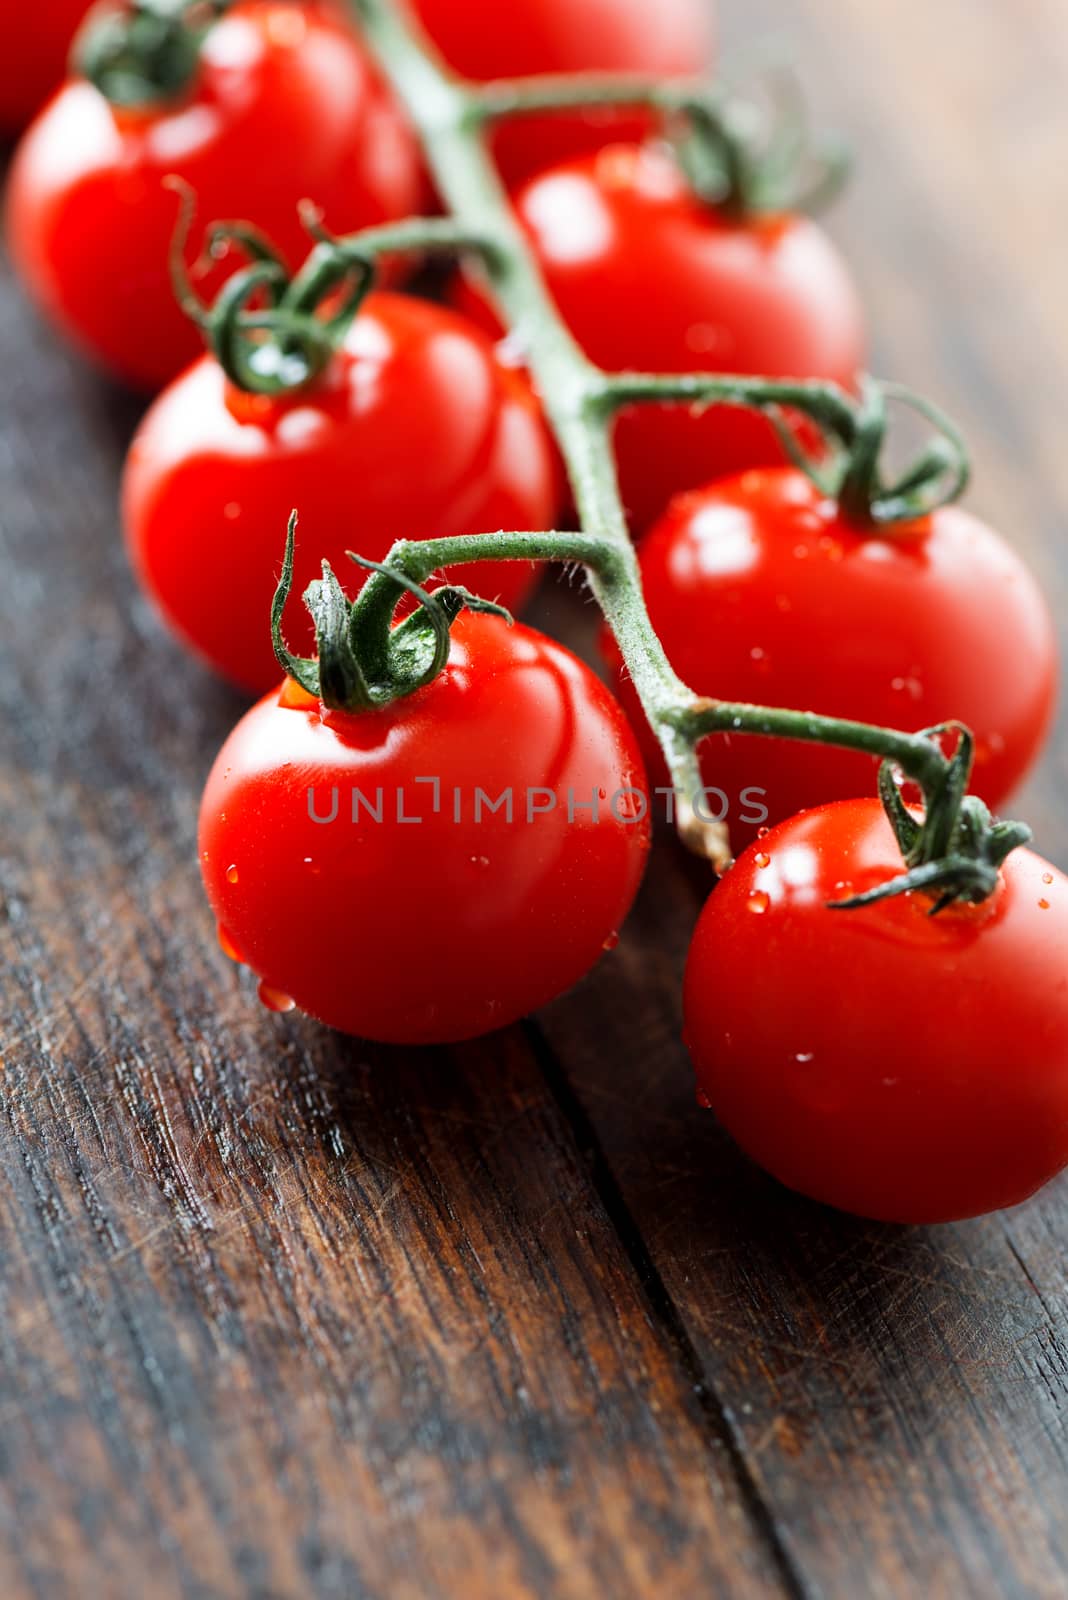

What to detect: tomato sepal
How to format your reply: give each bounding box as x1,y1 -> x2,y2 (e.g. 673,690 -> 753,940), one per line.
170,193 -> 501,398
668,77 -> 850,221
74,0 -> 221,109
271,516 -> 513,713
830,728 -> 1033,915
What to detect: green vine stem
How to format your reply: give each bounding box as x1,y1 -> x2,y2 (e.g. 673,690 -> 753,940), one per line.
329,0 -> 1028,898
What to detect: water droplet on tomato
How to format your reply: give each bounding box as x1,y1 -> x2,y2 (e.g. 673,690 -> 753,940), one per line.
747,891 -> 770,915
1039,899 -> 1051,911
754,852 -> 771,869
1043,872 -> 1054,886
794,1051 -> 814,1064
217,924 -> 245,964
258,982 -> 296,1014
303,857 -> 321,875
603,931 -> 620,951
757,826 -> 770,840
695,1087 -> 713,1110
226,864 -> 240,885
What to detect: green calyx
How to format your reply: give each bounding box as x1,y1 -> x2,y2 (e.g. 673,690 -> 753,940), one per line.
669,73 -> 849,220
271,515 -> 512,713
75,0 -> 228,108
598,373 -> 970,532
168,190 -> 499,396
771,376 -> 972,530
167,190 -> 377,395
831,726 -> 1032,914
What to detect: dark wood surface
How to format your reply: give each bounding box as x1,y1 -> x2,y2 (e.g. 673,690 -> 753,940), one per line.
2,1 -> 1068,1595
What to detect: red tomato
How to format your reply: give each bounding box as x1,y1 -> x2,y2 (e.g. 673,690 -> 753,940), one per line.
123,293 -> 557,692
406,0 -> 714,187
490,144 -> 864,532
5,2 -> 423,390
200,614 -> 650,1044
606,468 -> 1057,847
0,0 -> 91,133
684,798 -> 1068,1223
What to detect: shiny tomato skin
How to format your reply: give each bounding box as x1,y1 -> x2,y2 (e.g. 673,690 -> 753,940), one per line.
123,293 -> 557,693
501,145 -> 864,532
200,614 -> 651,1044
684,799 -> 1068,1223
406,0 -> 714,187
5,2 -> 423,390
608,468 -> 1057,846
0,0 -> 91,133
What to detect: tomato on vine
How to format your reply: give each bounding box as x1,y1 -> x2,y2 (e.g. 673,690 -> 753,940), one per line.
463,141 -> 863,532
0,0 -> 91,133
408,0 -> 714,187
124,290 -> 558,692
606,465 -> 1057,847
684,797 -> 1068,1224
5,0 -> 423,389
201,542 -> 650,1044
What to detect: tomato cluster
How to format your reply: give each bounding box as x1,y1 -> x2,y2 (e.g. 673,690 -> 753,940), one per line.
6,0 -> 1066,1225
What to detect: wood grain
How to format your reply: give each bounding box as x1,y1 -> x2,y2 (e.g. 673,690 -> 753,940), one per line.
2,0 -> 1068,1595
0,332 -> 779,1595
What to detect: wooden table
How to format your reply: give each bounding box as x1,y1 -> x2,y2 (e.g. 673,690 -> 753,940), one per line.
2,1 -> 1067,1594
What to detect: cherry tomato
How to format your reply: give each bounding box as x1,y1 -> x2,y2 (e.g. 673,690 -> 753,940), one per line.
606,468 -> 1057,847
0,0 -> 91,133
5,1 -> 423,390
406,0 -> 714,187
684,798 -> 1068,1223
123,293 -> 557,693
482,144 -> 864,532
200,614 -> 650,1044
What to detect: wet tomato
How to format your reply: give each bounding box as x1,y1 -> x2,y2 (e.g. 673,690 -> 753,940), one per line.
606,468 -> 1057,847
685,800 -> 1068,1223
200,613 -> 651,1044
